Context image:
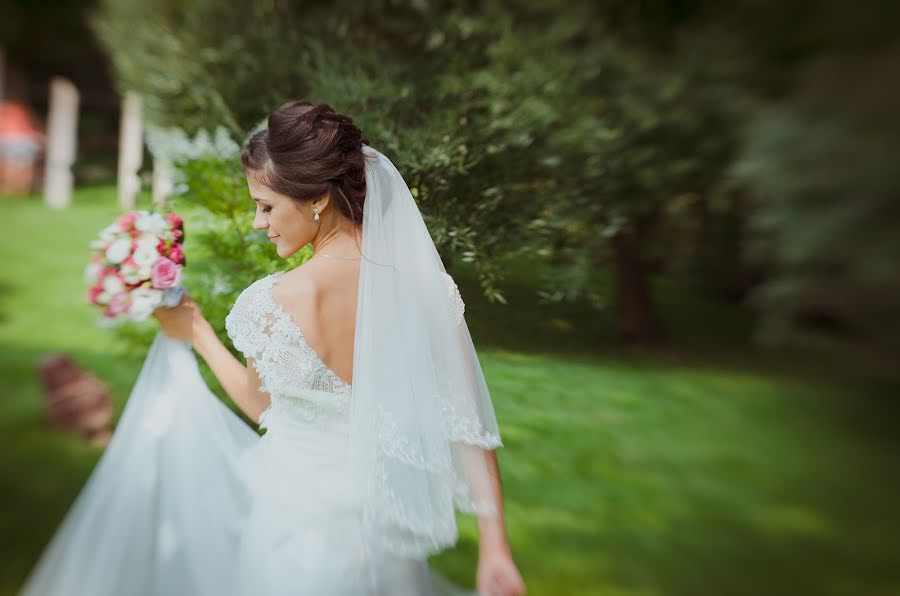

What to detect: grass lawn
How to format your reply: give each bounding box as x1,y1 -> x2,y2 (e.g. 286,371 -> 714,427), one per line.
1,186 -> 898,595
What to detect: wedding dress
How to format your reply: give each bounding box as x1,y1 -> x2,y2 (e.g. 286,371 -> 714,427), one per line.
19,146 -> 503,596
224,270 -> 476,595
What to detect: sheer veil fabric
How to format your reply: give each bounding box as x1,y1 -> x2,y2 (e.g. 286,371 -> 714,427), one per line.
18,146 -> 502,595
351,146 -> 502,559
18,334 -> 260,596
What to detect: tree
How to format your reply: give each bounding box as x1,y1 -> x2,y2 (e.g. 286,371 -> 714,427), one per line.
702,0 -> 900,351
93,0 -> 744,343
93,1 -> 583,302
736,48 -> 900,352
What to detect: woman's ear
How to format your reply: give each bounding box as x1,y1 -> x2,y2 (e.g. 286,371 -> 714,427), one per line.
313,191 -> 332,214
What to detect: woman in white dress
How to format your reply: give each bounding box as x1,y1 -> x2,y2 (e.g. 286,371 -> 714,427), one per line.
154,101 -> 525,596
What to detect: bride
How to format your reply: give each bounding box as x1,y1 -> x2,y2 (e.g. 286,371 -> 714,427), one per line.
20,101 -> 523,596
22,101 -> 523,596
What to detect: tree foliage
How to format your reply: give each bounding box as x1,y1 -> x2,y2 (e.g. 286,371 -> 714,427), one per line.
93,0 -> 900,349
94,1 -> 567,302
736,49 -> 900,351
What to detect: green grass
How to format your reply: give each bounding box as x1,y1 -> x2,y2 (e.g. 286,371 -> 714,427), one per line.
1,186 -> 899,595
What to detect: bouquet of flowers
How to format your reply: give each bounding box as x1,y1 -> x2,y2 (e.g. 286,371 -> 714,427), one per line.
85,210 -> 186,325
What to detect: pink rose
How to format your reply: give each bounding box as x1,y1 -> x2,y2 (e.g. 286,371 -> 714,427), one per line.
107,292 -> 130,316
87,284 -> 104,305
166,213 -> 184,229
157,238 -> 168,255
151,257 -> 181,289
172,228 -> 184,240
117,211 -> 138,231
168,243 -> 185,265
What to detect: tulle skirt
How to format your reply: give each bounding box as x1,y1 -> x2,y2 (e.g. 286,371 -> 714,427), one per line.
19,334 -> 474,596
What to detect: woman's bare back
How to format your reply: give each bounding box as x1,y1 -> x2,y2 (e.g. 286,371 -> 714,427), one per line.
270,256 -> 360,387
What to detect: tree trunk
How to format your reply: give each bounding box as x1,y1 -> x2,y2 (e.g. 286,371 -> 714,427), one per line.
611,227 -> 665,342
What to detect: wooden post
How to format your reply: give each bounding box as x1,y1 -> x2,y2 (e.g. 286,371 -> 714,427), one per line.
117,91 -> 142,209
151,157 -> 173,207
43,77 -> 79,210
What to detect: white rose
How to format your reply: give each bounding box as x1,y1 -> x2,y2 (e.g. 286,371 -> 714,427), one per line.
84,261 -> 104,284
135,212 -> 167,234
148,213 -> 169,235
133,244 -> 160,268
105,237 -> 133,265
120,261 -> 142,285
136,233 -> 160,250
129,286 -> 162,320
138,264 -> 153,279
102,274 -> 125,295
134,212 -> 153,232
99,223 -> 120,241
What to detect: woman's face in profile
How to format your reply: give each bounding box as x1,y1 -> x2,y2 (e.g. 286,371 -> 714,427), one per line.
246,172 -> 317,259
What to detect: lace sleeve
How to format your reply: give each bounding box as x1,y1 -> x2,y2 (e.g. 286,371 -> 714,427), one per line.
224,282 -> 269,360
442,273 -> 465,326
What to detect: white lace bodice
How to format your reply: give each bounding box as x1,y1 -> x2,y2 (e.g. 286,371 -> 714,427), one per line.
224,270 -> 466,432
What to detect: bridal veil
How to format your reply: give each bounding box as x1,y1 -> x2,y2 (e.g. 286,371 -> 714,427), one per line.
351,145 -> 502,559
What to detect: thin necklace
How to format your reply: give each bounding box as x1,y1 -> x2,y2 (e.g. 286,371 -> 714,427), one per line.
315,252 -> 361,261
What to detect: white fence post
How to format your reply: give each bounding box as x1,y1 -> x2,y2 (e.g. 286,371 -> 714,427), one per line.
43,77 -> 79,210
151,158 -> 173,207
117,91 -> 142,209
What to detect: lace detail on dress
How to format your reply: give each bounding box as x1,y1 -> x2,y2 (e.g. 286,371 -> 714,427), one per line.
224,272 -> 352,430
442,272 -> 465,326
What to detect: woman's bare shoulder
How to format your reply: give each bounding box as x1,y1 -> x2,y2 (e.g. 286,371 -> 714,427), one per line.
274,257 -> 359,311
272,264 -> 319,306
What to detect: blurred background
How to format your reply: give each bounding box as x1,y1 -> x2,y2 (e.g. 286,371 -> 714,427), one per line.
1,1 -> 899,594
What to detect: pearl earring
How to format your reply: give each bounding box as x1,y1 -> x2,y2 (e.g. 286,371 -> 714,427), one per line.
314,207 -> 320,222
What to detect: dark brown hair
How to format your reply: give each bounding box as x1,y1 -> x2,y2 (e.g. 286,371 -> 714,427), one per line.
241,100 -> 369,224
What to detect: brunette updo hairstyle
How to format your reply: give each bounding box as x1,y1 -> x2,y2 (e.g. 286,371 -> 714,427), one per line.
240,100 -> 369,224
